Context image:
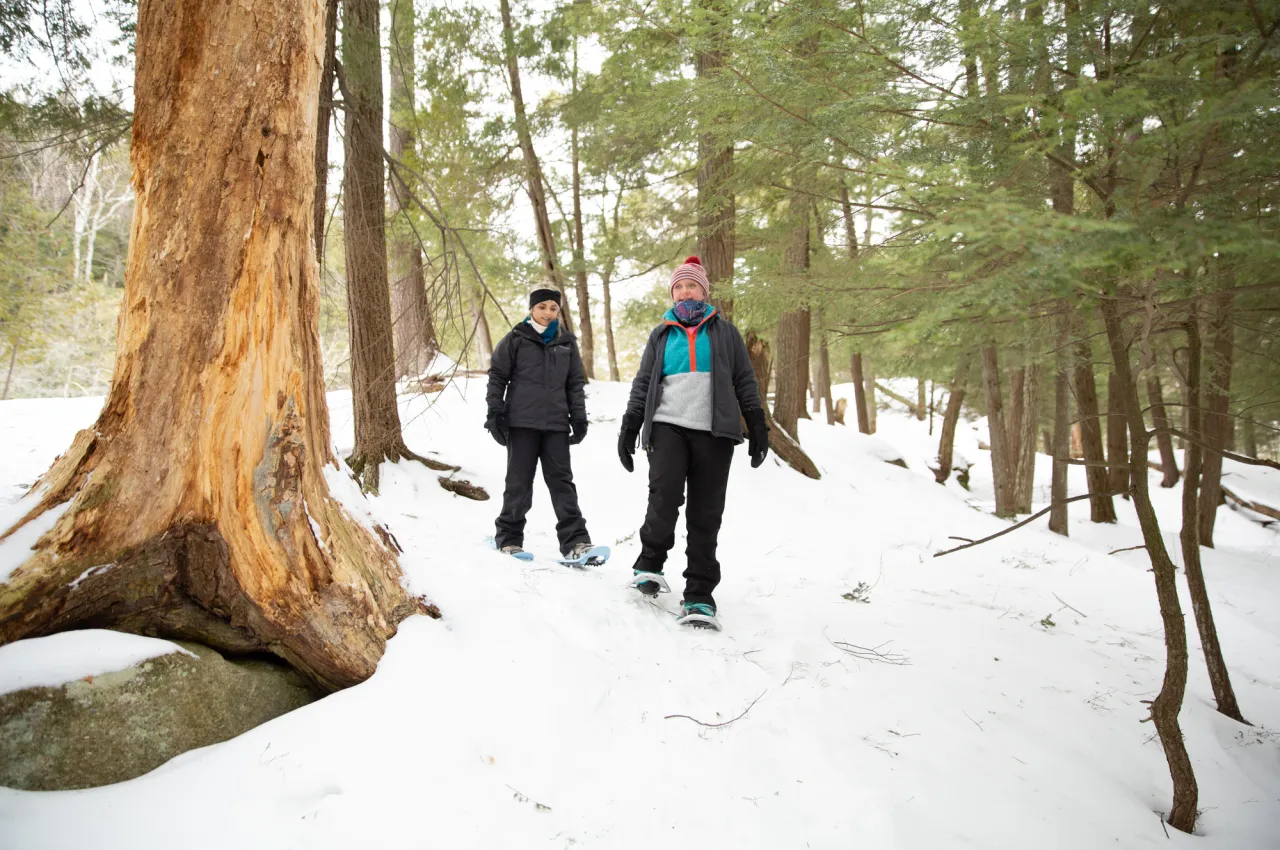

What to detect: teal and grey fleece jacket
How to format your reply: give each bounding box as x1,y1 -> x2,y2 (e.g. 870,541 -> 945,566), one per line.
625,307 -> 763,449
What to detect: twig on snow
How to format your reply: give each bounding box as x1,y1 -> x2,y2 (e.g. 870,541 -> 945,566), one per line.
665,691 -> 766,728
1108,544 -> 1147,555
1052,593 -> 1089,618
830,639 -> 911,666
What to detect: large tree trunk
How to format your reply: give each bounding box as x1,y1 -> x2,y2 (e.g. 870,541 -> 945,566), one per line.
1106,373 -> 1129,499
935,356 -> 969,484
744,331 -> 819,479
1179,317 -> 1248,724
982,347 -> 1016,518
1198,294 -> 1234,547
1100,298 -> 1197,834
499,0 -> 570,334
1013,363 -> 1042,514
569,39 -> 594,378
1147,375 -> 1180,487
388,0 -> 438,380
1049,323 -> 1071,535
773,190 -> 810,439
0,0 -> 426,691
343,0 -> 415,492
849,352 -> 870,434
313,0 -> 338,262
696,0 -> 735,322
1073,336 -> 1117,521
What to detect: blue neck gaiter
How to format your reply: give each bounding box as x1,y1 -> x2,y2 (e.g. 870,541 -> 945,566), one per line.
672,300 -> 709,326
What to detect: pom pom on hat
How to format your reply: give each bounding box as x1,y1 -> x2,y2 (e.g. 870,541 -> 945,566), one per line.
670,256 -> 710,300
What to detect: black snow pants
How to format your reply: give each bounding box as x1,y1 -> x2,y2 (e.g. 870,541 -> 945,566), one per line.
495,427 -> 590,555
633,422 -> 735,606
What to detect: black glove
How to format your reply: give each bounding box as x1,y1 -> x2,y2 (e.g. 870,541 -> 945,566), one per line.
618,412 -> 642,472
745,407 -> 769,469
485,410 -> 509,447
569,418 -> 589,445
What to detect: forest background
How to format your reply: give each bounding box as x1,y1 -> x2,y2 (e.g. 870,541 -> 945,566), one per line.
1,0 -> 1278,834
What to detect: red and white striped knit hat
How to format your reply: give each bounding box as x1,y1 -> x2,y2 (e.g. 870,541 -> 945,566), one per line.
669,256 -> 710,301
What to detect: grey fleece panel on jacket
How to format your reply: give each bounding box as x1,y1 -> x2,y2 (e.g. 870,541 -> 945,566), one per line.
625,317 -> 762,448
487,323 -> 586,432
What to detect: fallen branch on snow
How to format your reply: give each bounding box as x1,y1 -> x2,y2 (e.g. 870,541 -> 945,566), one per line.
664,691 -> 767,728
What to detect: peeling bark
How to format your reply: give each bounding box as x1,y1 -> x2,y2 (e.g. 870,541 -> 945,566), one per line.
0,0 -> 430,692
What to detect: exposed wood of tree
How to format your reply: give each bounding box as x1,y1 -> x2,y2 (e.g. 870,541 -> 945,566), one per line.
569,38 -> 594,378
1099,298 -> 1198,833
982,347 -> 1016,518
343,0 -> 417,492
0,0 -> 428,691
1073,337 -> 1117,522
1197,292 -> 1234,546
773,190 -> 811,439
1106,373 -> 1129,498
1013,363 -> 1042,514
498,0 -> 573,334
388,0 -> 438,380
744,331 -> 819,479
1179,316 -> 1248,724
934,356 -> 970,484
849,353 -> 870,434
1147,375 -> 1180,487
696,0 -> 735,321
313,0 -> 338,262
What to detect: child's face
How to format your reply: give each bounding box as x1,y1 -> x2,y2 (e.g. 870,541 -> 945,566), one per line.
672,280 -> 704,302
531,300 -> 560,325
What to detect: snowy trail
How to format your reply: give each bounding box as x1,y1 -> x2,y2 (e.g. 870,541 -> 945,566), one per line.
0,381 -> 1277,849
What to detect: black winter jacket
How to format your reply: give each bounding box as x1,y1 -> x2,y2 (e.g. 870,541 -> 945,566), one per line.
625,313 -> 763,449
487,321 -> 587,432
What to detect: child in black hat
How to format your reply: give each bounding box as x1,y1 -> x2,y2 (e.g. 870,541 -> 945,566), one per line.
485,287 -> 597,562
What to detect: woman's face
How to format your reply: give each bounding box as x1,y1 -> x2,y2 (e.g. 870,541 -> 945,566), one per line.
672,280 -> 704,303
531,299 -> 560,325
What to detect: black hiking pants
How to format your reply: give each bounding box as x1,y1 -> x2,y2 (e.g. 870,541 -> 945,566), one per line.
495,427 -> 590,555
633,422 -> 735,606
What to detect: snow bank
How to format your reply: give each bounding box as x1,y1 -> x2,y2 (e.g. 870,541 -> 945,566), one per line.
0,630 -> 194,697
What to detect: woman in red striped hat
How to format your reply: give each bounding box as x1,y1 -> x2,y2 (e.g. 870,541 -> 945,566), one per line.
617,256 -> 769,630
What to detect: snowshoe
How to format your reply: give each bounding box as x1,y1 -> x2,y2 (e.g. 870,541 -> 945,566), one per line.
676,602 -> 721,631
629,570 -> 670,596
486,537 -> 534,562
557,543 -> 611,568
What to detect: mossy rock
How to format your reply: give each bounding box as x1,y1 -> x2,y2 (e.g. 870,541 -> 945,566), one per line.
0,640 -> 319,791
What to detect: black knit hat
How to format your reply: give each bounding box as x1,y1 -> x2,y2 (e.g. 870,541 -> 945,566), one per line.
529,287 -> 562,309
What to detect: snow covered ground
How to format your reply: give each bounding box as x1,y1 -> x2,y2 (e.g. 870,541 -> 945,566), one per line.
0,380 -> 1277,849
